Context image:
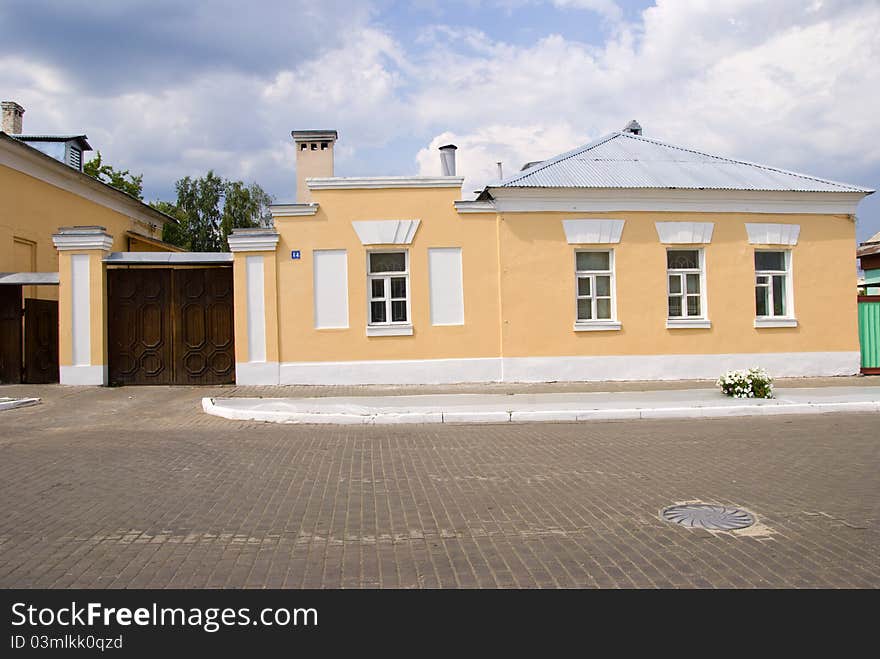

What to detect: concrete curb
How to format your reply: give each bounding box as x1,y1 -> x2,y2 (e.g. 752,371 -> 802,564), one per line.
0,397 -> 41,412
202,396 -> 880,425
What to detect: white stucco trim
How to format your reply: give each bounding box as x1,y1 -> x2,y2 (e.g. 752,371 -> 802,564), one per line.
227,231 -> 280,252
70,254 -> 90,366
235,361 -> 280,385
308,176 -> 464,190
277,351 -> 859,384
489,188 -> 868,215
245,256 -> 267,363
573,321 -> 622,331
270,203 -> 319,217
655,222 -> 715,244
562,219 -> 625,244
754,317 -> 798,328
366,324 -> 414,336
352,220 -> 420,245
666,319 -> 712,329
745,223 -> 801,245
52,229 -> 113,251
60,365 -> 106,386
454,200 -> 497,214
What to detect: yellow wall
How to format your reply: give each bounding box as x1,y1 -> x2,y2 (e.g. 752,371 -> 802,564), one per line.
0,163 -> 168,301
271,187 -> 857,363
274,187 -> 501,363
498,211 -> 858,357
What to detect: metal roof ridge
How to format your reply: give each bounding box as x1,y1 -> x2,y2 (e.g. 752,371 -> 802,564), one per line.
498,132 -> 622,186
615,131 -> 873,193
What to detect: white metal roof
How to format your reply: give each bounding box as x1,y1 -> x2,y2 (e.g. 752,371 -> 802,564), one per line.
497,132 -> 874,193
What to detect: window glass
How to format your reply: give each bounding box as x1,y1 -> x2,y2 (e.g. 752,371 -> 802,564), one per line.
687,296 -> 701,316
595,275 -> 611,297
755,251 -> 785,271
391,300 -> 407,322
577,298 -> 591,320
370,301 -> 386,323
669,275 -> 681,295
772,275 -> 785,316
390,277 -> 406,298
668,297 -> 682,317
596,298 -> 611,319
369,252 -> 406,273
667,250 -> 699,269
686,273 -> 700,293
576,251 -> 610,271
371,279 -> 384,298
577,277 -> 591,296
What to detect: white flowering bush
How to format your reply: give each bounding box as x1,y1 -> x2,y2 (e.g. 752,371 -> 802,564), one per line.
716,367 -> 774,399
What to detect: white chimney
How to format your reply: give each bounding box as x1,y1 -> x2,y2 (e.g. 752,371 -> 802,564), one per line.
2,101 -> 24,134
292,129 -> 337,203
439,144 -> 457,176
622,119 -> 643,135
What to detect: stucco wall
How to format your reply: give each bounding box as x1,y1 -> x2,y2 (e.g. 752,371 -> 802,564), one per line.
0,163 -> 166,300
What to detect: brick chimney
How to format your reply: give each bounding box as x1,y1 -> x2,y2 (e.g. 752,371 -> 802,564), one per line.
2,101 -> 24,134
292,130 -> 337,203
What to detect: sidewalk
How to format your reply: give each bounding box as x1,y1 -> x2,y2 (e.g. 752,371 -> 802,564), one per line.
203,385 -> 880,425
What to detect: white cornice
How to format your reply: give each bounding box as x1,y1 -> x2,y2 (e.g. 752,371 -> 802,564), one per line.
0,135 -> 174,227
227,230 -> 280,252
655,222 -> 714,244
52,228 -> 114,251
352,220 -> 420,245
454,200 -> 497,214
562,219 -> 624,244
489,188 -> 868,215
270,203 -> 319,217
307,176 -> 464,190
745,223 -> 800,245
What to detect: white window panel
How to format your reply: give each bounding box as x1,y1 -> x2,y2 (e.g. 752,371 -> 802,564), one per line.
574,249 -> 620,331
428,247 -> 464,326
666,248 -> 709,328
313,249 -> 349,329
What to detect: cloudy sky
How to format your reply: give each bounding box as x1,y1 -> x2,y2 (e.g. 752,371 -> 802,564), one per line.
2,0 -> 877,240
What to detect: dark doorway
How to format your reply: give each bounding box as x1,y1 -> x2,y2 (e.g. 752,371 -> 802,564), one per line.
0,285 -> 22,384
107,267 -> 235,386
24,298 -> 60,384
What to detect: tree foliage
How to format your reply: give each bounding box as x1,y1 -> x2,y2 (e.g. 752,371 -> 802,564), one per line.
83,151 -> 144,200
156,172 -> 274,252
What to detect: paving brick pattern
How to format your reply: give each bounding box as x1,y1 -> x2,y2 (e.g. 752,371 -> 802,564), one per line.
0,385 -> 878,588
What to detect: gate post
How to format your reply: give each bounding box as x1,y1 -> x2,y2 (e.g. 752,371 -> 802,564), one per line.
52,226 -> 113,385
227,228 -> 280,384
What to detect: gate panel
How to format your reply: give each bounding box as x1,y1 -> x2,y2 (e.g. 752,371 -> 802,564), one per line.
108,269 -> 174,385
24,299 -> 59,383
858,295 -> 880,374
0,285 -> 22,384
173,268 -> 235,385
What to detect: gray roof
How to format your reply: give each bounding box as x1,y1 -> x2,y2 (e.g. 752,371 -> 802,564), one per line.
497,131 -> 874,193
13,134 -> 92,150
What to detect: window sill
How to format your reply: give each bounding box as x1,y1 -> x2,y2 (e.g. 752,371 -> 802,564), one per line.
754,317 -> 797,328
666,318 -> 711,329
366,324 -> 413,336
573,321 -> 621,332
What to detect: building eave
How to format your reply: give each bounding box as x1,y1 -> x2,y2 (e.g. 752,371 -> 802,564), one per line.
307,176 -> 464,191
0,131 -> 177,227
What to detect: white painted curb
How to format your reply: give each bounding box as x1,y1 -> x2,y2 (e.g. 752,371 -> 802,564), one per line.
0,397 -> 41,411
202,397 -> 880,425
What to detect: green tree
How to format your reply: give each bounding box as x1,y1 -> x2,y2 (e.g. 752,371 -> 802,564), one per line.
83,151 -> 144,200
157,172 -> 274,252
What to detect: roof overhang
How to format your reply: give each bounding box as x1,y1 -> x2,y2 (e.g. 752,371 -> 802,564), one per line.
486,187 -> 870,215
0,272 -> 59,285
269,203 -> 319,217
307,176 -> 464,191
0,132 -> 176,227
103,252 -> 232,265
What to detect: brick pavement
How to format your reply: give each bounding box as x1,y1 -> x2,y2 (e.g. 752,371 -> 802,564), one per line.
0,384 -> 878,588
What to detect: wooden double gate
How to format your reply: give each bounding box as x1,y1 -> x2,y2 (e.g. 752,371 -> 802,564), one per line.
0,285 -> 59,384
107,267 -> 235,386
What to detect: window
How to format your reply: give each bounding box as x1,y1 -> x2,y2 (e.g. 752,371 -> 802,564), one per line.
755,250 -> 794,325
575,251 -> 618,330
666,249 -> 708,327
367,251 -> 411,334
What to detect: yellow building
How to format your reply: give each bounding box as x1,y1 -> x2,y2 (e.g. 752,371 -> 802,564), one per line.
221,122 -> 874,385
0,101 -> 178,384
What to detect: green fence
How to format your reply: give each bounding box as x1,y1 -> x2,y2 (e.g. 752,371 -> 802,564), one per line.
858,295 -> 880,373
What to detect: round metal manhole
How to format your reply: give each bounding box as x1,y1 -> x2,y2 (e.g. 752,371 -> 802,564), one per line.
661,504 -> 755,531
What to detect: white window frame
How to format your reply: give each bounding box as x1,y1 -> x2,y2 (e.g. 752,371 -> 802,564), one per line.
666,248 -> 710,329
366,249 -> 413,336
574,249 -> 620,331
754,249 -> 797,328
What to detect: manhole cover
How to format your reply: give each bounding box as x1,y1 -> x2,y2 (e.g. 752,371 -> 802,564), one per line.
661,504 -> 754,531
